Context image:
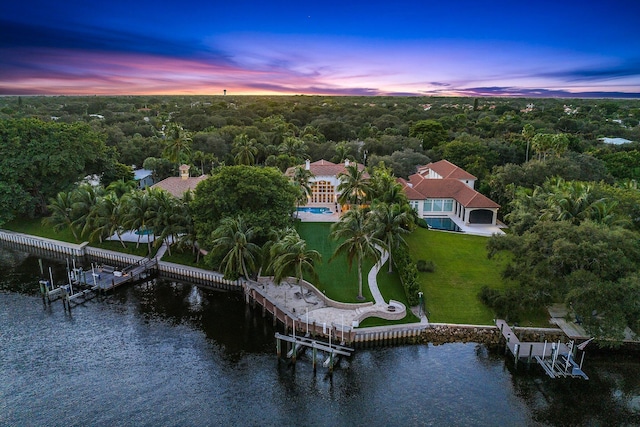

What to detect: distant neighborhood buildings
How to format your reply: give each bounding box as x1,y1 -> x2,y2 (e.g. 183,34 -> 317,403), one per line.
133,169 -> 154,189
599,137 -> 632,145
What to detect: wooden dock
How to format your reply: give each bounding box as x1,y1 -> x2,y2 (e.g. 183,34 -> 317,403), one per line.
74,258 -> 158,292
496,319 -> 589,379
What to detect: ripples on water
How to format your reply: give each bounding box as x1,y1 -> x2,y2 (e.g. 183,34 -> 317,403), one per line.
1,251 -> 639,426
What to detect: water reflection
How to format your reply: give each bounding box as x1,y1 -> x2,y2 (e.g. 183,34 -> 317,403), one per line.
0,249 -> 639,426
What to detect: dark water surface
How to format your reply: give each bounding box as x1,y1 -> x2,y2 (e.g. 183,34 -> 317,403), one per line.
1,250 -> 639,426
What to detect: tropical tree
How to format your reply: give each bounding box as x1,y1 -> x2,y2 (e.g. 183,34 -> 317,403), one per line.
368,202 -> 414,273
330,207 -> 384,300
120,189 -> 155,252
106,179 -> 137,199
210,216 -> 261,280
337,163 -> 370,207
163,123 -> 192,164
291,165 -> 314,209
232,133 -> 258,166
71,184 -> 104,237
42,191 -> 80,241
147,187 -> 184,256
268,228 -> 321,297
85,192 -> 126,247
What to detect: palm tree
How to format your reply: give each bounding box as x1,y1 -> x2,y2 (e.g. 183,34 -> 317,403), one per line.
337,163 -> 370,208
43,191 -> 79,241
85,192 -> 126,247
368,202 -> 414,273
292,165 -> 314,209
147,188 -> 183,256
268,228 -> 321,297
106,179 -> 137,199
330,207 -> 384,300
71,184 -> 103,238
211,216 -> 261,280
163,123 -> 192,164
120,189 -> 155,252
232,134 -> 258,166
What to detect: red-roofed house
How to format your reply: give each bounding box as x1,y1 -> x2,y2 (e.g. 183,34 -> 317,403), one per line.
285,159 -> 366,206
400,160 -> 500,227
151,164 -> 207,198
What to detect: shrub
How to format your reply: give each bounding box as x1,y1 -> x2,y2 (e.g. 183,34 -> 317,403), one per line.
416,218 -> 429,229
416,259 -> 436,273
394,246 -> 420,306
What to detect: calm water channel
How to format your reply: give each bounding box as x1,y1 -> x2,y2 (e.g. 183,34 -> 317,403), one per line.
1,247 -> 639,426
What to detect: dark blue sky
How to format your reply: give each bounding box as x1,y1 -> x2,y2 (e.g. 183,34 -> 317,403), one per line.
2,0 -> 640,96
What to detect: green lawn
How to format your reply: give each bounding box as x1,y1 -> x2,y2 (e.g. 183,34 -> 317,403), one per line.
297,222 -> 419,325
406,228 -> 547,326
4,217 -> 155,257
4,217 -> 79,243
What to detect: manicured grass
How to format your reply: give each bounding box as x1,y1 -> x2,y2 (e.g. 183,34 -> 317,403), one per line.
162,248 -> 204,268
4,217 -> 79,243
405,228 -> 547,326
297,222 -> 419,324
4,217 -> 156,257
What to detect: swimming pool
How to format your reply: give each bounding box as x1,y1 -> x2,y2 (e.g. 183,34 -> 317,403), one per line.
297,206 -> 333,214
425,217 -> 462,232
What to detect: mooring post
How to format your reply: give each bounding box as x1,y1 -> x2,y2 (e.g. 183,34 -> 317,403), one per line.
276,338 -> 281,359
514,343 -> 520,368
528,345 -> 533,367
273,307 -> 278,326
329,351 -> 334,374
312,344 -> 317,372
505,335 -> 510,355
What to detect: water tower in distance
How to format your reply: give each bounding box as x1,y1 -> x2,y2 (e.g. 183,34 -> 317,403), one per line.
223,89 -> 227,96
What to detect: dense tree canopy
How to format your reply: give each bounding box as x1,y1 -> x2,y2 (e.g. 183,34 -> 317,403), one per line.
191,165 -> 298,249
0,118 -> 113,225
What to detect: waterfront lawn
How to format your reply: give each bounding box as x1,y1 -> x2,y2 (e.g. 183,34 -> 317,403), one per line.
405,228 -> 547,326
161,248 -> 203,268
296,222 -> 419,324
4,217 -> 156,258
4,217 -> 78,243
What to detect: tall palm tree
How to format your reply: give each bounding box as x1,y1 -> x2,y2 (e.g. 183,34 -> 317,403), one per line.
368,202 -> 414,273
268,228 -> 321,296
106,179 -> 137,199
330,207 -> 384,300
292,165 -> 314,209
163,123 -> 192,164
85,192 -> 126,247
232,134 -> 258,166
120,189 -> 155,252
147,188 -> 183,256
337,163 -> 370,208
211,216 -> 261,280
43,191 -> 79,241
71,184 -> 103,238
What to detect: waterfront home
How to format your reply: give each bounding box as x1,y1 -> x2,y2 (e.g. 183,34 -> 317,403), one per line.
399,160 -> 502,234
151,164 -> 207,198
285,159 -> 367,207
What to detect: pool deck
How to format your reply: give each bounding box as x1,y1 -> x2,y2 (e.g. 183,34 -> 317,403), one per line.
297,204 -> 505,236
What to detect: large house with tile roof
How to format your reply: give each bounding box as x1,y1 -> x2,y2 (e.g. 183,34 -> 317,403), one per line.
286,159 -> 367,205
399,160 -> 500,226
151,164 -> 207,198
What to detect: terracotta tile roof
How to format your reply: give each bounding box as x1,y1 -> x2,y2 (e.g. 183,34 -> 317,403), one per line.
285,160 -> 367,178
421,160 -> 476,180
151,175 -> 208,198
397,178 -> 425,200
406,178 -> 499,208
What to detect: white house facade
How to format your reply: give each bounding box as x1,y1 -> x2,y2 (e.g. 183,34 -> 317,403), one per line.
399,160 -> 500,226
286,159 -> 366,206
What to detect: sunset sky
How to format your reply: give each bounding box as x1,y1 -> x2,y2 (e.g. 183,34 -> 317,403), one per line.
2,0 -> 640,97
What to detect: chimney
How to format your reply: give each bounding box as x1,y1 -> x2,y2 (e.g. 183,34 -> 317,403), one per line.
345,159 -> 350,167
179,164 -> 190,180
305,159 -> 310,170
